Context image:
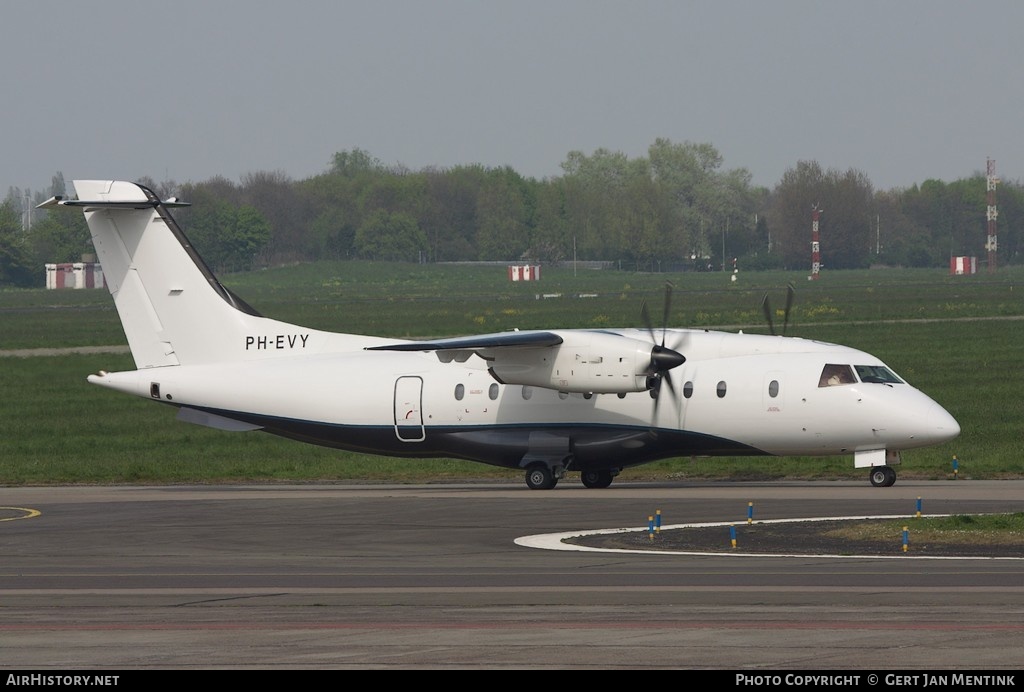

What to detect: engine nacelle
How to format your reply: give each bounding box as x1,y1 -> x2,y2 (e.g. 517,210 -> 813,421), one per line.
483,331 -> 659,394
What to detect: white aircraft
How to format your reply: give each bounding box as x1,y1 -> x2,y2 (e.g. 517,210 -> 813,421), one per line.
40,180 -> 961,490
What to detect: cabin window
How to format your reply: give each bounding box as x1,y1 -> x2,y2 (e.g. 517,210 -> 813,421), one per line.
521,385 -> 533,400
489,383 -> 499,400
854,365 -> 904,384
716,381 -> 727,398
454,383 -> 465,400
768,380 -> 780,397
683,381 -> 694,399
818,364 -> 856,387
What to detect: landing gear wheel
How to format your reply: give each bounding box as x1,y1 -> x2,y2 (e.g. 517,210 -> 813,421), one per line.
580,469 -> 614,489
869,465 -> 897,488
525,465 -> 558,490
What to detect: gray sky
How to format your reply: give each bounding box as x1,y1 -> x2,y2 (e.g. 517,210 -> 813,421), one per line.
4,0 -> 1022,200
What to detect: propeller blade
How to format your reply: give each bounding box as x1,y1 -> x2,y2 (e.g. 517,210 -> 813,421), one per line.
648,360 -> 682,430
783,283 -> 795,335
639,281 -> 686,428
640,299 -> 656,344
661,370 -> 678,400
660,281 -> 674,347
761,293 -> 775,336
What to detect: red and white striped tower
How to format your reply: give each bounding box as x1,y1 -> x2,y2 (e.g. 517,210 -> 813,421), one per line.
810,205 -> 822,280
986,158 -> 999,273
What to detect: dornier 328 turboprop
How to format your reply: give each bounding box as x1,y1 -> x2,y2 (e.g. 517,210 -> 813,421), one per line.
40,180 -> 961,490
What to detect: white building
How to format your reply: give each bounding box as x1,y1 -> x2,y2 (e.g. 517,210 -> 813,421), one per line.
45,261 -> 105,289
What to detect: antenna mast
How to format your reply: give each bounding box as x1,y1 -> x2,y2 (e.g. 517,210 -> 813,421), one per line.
810,205 -> 822,280
986,158 -> 999,273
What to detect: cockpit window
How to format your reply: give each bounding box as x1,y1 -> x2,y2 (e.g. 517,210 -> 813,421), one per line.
855,365 -> 903,384
818,364 -> 856,387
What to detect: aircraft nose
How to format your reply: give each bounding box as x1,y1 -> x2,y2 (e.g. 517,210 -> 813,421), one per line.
927,402 -> 961,443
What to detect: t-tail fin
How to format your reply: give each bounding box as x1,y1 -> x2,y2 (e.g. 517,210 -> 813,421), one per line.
40,180 -> 324,368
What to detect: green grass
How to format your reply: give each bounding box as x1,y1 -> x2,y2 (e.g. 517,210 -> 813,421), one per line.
5,263 -> 1024,347
2,262 -> 1023,485
828,513 -> 1024,546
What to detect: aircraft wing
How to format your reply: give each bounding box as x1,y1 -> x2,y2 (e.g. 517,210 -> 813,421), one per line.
366,330 -> 563,353
367,329 -> 680,395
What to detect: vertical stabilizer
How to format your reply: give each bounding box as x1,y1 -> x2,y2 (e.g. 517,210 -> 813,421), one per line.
41,180 -> 303,368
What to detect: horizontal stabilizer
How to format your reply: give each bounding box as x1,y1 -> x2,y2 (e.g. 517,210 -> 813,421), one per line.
37,195 -> 190,210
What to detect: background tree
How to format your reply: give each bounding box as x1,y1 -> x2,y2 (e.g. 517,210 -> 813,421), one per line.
331,148 -> 384,177
560,148 -> 638,261
0,199 -> 36,287
900,179 -> 962,262
50,172 -> 66,198
475,167 -> 532,260
621,169 -> 658,269
178,183 -> 271,272
357,171 -> 427,223
8,141 -> 1023,272
135,175 -> 180,203
240,170 -> 304,265
420,166 -> 483,262
822,168 -> 874,269
526,177 -> 570,263
354,210 -> 426,261
297,172 -> 364,261
307,205 -> 356,260
768,161 -> 874,270
23,200 -> 91,268
647,138 -> 758,269
873,190 -> 934,267
991,179 -> 1023,264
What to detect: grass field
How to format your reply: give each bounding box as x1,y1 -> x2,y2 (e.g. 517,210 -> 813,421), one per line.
2,262 -> 1023,485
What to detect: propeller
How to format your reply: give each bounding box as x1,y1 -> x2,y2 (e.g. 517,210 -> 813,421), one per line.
761,283 -> 796,336
640,281 -> 686,412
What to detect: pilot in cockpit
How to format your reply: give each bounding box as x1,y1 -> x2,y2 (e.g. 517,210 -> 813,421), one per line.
819,364 -> 855,387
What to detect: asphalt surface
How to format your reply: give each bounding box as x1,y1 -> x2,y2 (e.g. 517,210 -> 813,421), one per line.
1,480 -> 1022,670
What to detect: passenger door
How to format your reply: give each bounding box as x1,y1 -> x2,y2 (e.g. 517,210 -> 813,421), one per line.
393,376 -> 425,442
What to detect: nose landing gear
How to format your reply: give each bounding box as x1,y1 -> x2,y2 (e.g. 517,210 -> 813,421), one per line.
869,465 -> 897,487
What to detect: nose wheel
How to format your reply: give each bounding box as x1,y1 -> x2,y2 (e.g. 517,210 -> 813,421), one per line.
869,465 -> 897,487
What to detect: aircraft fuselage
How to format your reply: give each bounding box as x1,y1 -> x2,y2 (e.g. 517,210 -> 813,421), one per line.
89,328 -> 959,477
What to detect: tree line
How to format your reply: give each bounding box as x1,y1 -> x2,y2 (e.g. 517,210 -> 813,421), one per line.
2,139 -> 1021,287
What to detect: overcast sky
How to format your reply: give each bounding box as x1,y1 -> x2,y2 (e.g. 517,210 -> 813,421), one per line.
4,0 -> 1022,201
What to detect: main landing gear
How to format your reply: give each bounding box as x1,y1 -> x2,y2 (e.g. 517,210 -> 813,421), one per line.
523,462 -> 620,490
869,465 -> 897,487
525,464 -> 560,490
580,469 -> 616,489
